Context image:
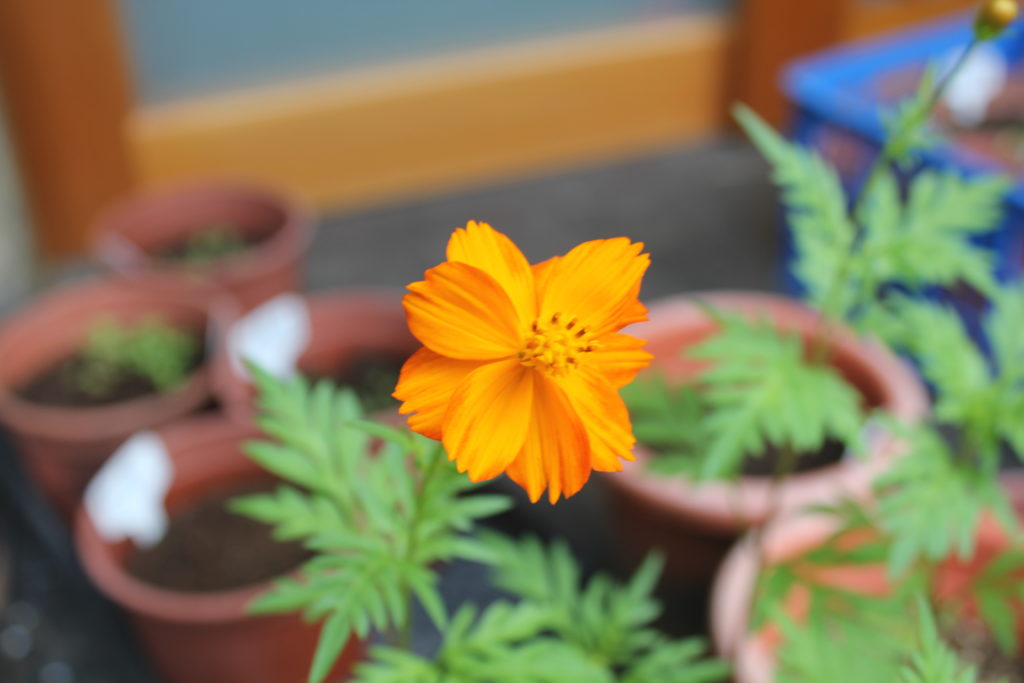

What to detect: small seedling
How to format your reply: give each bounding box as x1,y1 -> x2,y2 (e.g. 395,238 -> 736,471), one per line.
173,225 -> 249,265
75,315 -> 199,397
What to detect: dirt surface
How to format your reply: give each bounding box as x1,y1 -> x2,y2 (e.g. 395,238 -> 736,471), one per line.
323,352 -> 407,413
15,350 -> 200,408
156,225 -> 270,265
126,483 -> 310,593
739,438 -> 847,477
945,618 -> 1024,682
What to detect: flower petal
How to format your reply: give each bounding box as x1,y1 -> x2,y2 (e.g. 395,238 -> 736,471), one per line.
443,358 -> 533,482
537,238 -> 650,336
555,366 -> 636,473
531,256 -> 559,300
393,347 -> 481,440
405,261 -> 523,360
618,296 -> 649,329
586,332 -> 653,388
505,375 -> 589,503
447,221 -> 536,325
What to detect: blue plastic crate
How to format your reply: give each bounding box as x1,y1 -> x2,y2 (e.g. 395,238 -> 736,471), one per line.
780,13 -> 1024,333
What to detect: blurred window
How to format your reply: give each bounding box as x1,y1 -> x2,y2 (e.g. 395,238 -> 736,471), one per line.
118,0 -> 734,104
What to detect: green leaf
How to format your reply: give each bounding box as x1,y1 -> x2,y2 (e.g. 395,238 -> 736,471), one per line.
308,611 -> 352,683
874,425 -> 995,576
987,284 -> 1024,384
235,364 -> 514,683
970,547 -> 1024,655
688,313 -> 863,480
855,169 -> 1006,310
479,533 -> 726,679
733,103 -> 855,311
622,374 -> 705,476
881,63 -> 942,165
899,597 -> 979,683
75,314 -> 198,397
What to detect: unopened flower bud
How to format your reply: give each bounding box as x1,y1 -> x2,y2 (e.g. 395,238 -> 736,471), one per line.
976,0 -> 1019,40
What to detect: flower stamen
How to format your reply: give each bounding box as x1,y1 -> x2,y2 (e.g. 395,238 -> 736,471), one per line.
519,313 -> 596,376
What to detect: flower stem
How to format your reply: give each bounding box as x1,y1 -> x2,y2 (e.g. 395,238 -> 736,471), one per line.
750,443 -> 799,619
808,36 -> 979,361
394,440 -> 446,650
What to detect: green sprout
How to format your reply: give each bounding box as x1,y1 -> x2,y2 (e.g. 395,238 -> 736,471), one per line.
172,225 -> 249,266
75,315 -> 199,397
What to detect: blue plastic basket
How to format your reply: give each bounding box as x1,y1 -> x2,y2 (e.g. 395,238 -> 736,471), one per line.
780,13 -> 1024,335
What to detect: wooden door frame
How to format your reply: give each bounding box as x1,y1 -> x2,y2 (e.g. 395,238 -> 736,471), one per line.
0,0 -> 134,259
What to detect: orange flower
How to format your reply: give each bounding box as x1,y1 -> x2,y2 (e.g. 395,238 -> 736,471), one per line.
394,221 -> 652,503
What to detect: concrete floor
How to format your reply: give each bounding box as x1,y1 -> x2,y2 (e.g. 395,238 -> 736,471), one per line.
308,138 -> 781,298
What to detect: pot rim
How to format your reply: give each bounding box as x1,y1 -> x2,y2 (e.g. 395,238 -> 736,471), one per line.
92,181 -> 314,282
73,416 -> 288,625
0,276 -> 215,444
210,286 -> 415,421
603,290 -> 929,531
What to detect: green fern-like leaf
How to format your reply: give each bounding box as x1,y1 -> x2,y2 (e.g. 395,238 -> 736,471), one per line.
734,104 -> 855,312
966,547 -> 1024,656
687,313 -> 864,480
776,594 -> 979,683
881,64 -> 941,166
854,168 -> 1005,306
620,374 -> 705,477
480,533 -> 728,682
775,608 -> 909,683
873,425 -> 1004,577
355,602 -> 607,683
899,598 -> 979,683
874,292 -> 1024,471
734,102 -> 1004,329
985,286 -> 1024,461
233,365 -> 512,683
751,501 -> 893,631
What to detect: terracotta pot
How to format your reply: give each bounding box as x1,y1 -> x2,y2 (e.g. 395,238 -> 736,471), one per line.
93,183 -> 313,310
0,277 -> 213,520
74,416 -> 362,683
711,473 -> 1024,682
602,292 -> 929,585
212,289 -> 418,422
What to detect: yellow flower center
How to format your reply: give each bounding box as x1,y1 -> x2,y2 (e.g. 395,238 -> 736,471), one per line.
518,312 -> 595,376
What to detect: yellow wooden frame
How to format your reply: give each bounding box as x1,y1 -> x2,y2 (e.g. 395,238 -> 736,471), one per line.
128,15 -> 731,211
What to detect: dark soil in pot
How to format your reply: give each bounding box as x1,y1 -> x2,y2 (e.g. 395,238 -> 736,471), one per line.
93,183 -> 313,310
155,225 -> 271,267
652,438 -> 848,478
740,439 -> 846,477
16,343 -> 204,408
315,350 -> 406,413
127,482 -> 309,593
944,619 -> 1024,682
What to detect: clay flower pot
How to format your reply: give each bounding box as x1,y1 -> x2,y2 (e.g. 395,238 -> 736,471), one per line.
93,183 -> 313,310
0,277 -> 212,519
711,472 -> 1024,682
74,416 -> 361,683
603,292 -> 929,585
211,289 -> 417,422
